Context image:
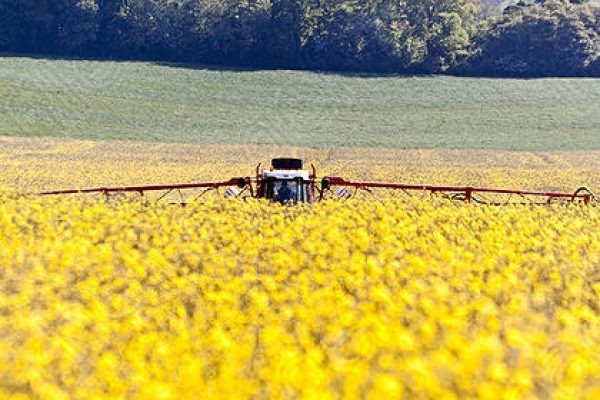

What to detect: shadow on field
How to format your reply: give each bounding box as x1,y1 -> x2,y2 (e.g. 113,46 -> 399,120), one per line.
1,51 -> 431,79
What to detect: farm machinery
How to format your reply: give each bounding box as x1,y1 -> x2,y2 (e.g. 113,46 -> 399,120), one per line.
35,157 -> 597,206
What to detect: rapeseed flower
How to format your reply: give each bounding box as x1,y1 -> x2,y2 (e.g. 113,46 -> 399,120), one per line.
1,140 -> 599,398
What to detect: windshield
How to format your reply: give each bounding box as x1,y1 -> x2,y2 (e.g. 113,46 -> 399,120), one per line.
271,179 -> 307,204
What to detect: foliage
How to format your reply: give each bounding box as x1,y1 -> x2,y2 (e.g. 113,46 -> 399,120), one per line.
1,0 -> 597,75
406,0 -> 480,72
262,0 -> 303,68
466,0 -> 600,77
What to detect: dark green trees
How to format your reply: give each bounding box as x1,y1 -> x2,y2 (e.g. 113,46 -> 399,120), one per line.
0,0 -> 597,76
0,0 -> 97,54
265,0 -> 303,68
468,0 -> 599,76
294,0 -> 479,73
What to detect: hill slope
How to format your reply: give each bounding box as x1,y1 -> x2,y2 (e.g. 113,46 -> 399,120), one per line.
0,56 -> 598,151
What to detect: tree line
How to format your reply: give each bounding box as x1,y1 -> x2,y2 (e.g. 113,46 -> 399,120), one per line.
0,0 -> 598,77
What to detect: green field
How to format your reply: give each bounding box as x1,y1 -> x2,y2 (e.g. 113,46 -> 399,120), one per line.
0,56 -> 599,151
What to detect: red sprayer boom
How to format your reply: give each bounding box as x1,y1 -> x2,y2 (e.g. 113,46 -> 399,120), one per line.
35,177 -> 252,204
34,157 -> 597,206
319,177 -> 596,205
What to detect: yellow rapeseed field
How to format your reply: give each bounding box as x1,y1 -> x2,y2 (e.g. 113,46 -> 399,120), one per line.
0,138 -> 599,399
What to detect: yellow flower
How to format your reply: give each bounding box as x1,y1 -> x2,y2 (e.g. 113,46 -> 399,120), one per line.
1,142 -> 599,399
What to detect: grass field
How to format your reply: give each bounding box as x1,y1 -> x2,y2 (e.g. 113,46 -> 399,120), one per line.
1,56 -> 599,151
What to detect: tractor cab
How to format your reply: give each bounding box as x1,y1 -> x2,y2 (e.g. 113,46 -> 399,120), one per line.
257,158 -> 315,204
